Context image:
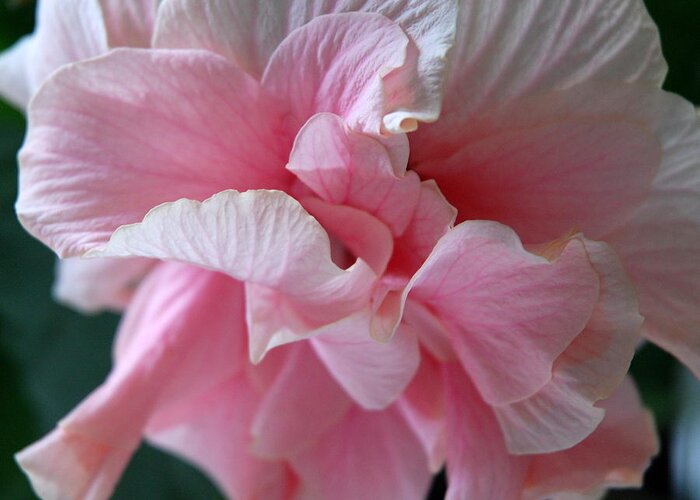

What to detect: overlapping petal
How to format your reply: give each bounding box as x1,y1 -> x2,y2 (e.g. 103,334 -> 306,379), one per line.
0,35 -> 33,109
493,238 -> 643,453
17,49 -> 289,257
17,262 -> 248,500
98,0 -> 159,48
155,0 -> 457,127
53,257 -> 154,313
291,405 -> 432,500
408,221 -> 599,405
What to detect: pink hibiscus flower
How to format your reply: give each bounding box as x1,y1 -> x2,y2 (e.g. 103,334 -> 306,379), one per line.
2,0 -> 697,499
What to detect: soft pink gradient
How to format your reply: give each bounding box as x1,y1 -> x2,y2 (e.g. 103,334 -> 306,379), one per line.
2,0 -> 697,498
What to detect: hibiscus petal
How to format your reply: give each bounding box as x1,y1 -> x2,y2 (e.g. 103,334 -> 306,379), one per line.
17,48 -> 289,257
606,99 -> 700,378
90,189 -> 375,306
288,113 -> 421,236
53,257 -> 154,313
426,0 -> 665,132
409,221 -> 599,405
311,315 -> 420,410
26,0 -> 109,88
493,238 -> 643,454
16,428 -> 133,500
397,351 -> 447,472
0,35 -> 33,110
414,83 -> 669,244
291,405 -> 432,500
98,0 -> 159,47
443,362 -> 528,500
16,263 -> 247,499
524,378 -> 658,499
261,13 -> 415,134
250,343 -> 352,458
146,374 -> 292,500
154,0 -> 456,125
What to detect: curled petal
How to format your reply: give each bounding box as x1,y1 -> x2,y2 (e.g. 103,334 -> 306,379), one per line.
409,221 -> 599,405
155,0 -> 456,126
17,49 -> 289,257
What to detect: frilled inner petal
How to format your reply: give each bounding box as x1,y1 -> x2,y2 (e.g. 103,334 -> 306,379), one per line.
408,221 -> 600,406
261,13 -> 411,135
154,0 -> 457,128
17,48 -> 291,257
492,238 -> 643,454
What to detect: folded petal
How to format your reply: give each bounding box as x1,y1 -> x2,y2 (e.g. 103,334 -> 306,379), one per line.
605,98 -> 700,377
16,427 -> 133,500
91,189 -> 374,306
426,0 -> 664,134
524,378 -> 658,499
261,13 -> 413,135
409,221 -> 599,405
288,113 -> 421,236
0,35 -> 33,110
414,83 -> 669,244
155,0 -> 456,125
53,257 -> 154,313
16,262 -> 247,499
443,362 -> 528,500
311,315 -> 420,410
17,49 -> 289,257
250,343 -> 352,458
493,238 -> 643,453
98,0 -> 159,47
146,374 -> 292,500
291,405 -> 432,500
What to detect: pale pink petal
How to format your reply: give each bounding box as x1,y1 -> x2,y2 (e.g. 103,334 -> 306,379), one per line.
16,428 -> 133,500
606,99 -> 700,377
525,378 -> 659,499
401,299 -> 456,362
0,35 -> 33,110
414,83 -> 667,243
493,238 -> 643,454
422,0 -> 664,137
261,13 -> 413,134
155,0 -> 456,125
251,343 -> 352,458
27,0 -> 108,89
16,262 -> 247,499
288,113 -> 421,236
301,197 -> 395,277
98,0 -> 159,47
443,362 -> 528,500
388,179 -> 456,276
291,406 -> 431,500
397,351 -> 446,472
92,189 -> 374,304
17,49 -> 289,258
311,315 -> 420,410
53,257 -> 154,313
409,221 -> 599,405
146,374 -> 292,500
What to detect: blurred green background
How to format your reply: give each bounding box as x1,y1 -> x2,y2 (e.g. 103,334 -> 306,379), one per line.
0,1 -> 698,499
